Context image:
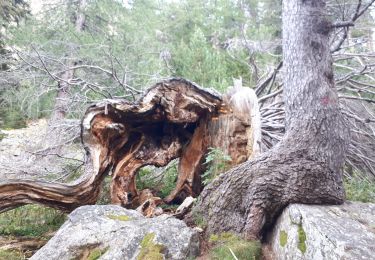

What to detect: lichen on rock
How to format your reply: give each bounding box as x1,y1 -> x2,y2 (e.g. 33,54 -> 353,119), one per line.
137,233 -> 165,260
106,214 -> 132,221
270,203 -> 375,260
87,246 -> 109,260
279,230 -> 288,247
297,224 -> 306,254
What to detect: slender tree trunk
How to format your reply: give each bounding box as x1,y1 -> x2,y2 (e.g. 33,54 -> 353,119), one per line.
50,0 -> 86,122
193,0 -> 349,239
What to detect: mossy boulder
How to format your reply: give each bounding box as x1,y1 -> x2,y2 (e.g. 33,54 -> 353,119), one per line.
270,203 -> 375,260
31,205 -> 199,260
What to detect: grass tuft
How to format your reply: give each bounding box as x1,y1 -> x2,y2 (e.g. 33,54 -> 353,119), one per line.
344,174 -> 375,203
209,232 -> 262,260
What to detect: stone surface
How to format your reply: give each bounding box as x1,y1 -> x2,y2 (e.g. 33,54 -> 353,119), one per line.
269,202 -> 375,260
31,205 -> 199,260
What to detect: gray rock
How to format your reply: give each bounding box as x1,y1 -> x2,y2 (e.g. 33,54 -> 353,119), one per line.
269,202 -> 375,260
31,205 -> 199,260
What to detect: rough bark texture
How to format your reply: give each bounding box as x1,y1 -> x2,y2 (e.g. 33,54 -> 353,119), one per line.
193,0 -> 349,239
0,78 -> 261,214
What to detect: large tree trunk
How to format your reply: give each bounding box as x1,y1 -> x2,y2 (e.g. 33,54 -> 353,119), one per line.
193,0 -> 349,239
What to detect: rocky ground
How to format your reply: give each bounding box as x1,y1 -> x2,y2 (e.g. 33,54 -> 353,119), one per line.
29,202 -> 375,260
0,119 -> 85,259
0,119 -> 84,181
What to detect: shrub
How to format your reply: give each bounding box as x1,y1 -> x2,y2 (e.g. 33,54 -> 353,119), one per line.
159,161 -> 178,198
202,147 -> 232,185
136,167 -> 157,191
136,161 -> 178,199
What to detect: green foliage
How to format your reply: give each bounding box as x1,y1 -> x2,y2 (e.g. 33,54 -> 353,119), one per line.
0,81 -> 55,124
202,147 -> 232,185
297,224 -> 307,254
172,27 -> 248,91
344,174 -> 375,203
159,161 -> 178,198
136,167 -> 157,191
136,161 -> 178,199
0,106 -> 26,129
0,205 -> 66,237
137,233 -> 165,260
279,230 -> 288,247
209,232 -> 262,260
1,0 -> 284,121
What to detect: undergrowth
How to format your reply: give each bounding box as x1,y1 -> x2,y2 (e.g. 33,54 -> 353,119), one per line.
202,147 -> 232,185
136,160 -> 178,199
208,232 -> 262,260
344,174 -> 375,203
0,249 -> 26,260
0,204 -> 66,237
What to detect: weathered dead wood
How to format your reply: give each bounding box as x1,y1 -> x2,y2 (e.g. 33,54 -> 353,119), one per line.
0,159 -> 106,213
0,78 -> 261,214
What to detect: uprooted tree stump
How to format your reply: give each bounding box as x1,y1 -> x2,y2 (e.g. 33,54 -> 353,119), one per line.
0,78 -> 261,215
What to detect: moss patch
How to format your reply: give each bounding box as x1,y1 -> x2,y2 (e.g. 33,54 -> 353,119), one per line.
297,224 -> 307,254
0,132 -> 7,141
208,232 -> 262,260
137,233 -> 165,260
106,214 -> 132,221
87,247 -> 109,260
73,245 -> 109,260
279,230 -> 288,247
